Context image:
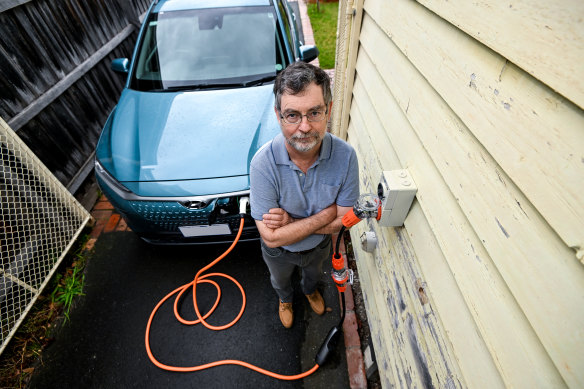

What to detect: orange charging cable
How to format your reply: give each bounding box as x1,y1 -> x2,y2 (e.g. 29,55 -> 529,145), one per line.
145,217 -> 320,380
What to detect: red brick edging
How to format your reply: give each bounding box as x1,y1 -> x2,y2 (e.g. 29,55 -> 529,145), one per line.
83,195 -> 130,251
334,232 -> 368,389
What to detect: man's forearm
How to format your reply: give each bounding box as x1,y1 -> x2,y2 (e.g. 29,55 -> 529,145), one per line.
314,205 -> 352,235
258,205 -> 336,248
314,216 -> 343,235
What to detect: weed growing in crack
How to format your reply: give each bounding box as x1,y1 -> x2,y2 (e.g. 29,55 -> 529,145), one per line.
50,264 -> 85,322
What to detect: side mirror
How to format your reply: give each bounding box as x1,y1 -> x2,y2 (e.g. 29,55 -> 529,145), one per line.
299,45 -> 319,63
111,58 -> 130,74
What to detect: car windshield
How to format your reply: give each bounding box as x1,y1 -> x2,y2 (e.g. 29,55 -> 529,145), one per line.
131,6 -> 285,91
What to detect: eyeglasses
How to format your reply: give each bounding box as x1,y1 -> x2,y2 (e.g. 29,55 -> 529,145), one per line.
279,109 -> 327,125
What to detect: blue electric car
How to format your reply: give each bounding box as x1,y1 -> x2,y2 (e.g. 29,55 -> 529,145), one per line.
95,0 -> 318,244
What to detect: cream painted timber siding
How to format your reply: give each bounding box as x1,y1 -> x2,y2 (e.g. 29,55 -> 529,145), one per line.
332,0 -> 584,387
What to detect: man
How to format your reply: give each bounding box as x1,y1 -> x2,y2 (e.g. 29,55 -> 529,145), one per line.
250,62 -> 359,328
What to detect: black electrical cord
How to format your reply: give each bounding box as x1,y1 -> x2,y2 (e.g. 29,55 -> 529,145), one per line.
335,225 -> 346,257
334,226 -> 347,327
339,290 -> 346,326
314,227 -> 349,365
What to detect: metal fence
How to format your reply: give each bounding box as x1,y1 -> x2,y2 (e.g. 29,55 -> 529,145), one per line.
0,117 -> 90,355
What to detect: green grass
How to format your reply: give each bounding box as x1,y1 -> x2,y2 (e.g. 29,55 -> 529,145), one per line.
51,264 -> 85,322
307,1 -> 339,69
50,240 -> 88,322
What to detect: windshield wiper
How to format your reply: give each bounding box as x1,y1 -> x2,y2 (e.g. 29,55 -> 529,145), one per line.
148,83 -> 244,92
244,75 -> 277,87
147,76 -> 277,92
188,82 -> 247,89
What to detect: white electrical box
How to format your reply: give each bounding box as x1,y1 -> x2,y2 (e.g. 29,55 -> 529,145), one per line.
377,170 -> 417,227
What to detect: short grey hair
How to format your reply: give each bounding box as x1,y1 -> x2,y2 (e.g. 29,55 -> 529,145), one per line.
273,62 -> 332,112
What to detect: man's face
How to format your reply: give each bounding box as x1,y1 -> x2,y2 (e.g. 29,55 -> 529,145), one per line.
276,82 -> 331,153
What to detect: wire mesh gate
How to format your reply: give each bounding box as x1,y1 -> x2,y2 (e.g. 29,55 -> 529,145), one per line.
0,118 -> 90,355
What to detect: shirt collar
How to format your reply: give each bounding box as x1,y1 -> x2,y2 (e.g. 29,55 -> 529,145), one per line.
319,132 -> 332,161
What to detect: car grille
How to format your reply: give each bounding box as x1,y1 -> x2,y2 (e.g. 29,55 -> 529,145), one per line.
129,201 -> 245,232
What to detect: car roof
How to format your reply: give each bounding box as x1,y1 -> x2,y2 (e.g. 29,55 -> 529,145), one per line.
154,0 -> 272,13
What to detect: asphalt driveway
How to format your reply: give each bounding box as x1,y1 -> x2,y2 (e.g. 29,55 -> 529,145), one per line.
28,230 -> 349,388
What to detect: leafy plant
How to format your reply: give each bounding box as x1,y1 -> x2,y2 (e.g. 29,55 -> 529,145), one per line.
51,264 -> 85,322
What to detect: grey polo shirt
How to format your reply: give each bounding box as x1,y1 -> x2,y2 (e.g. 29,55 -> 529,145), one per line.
250,132 -> 360,252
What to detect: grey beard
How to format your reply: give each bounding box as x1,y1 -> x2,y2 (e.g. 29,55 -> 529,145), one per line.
287,133 -> 321,152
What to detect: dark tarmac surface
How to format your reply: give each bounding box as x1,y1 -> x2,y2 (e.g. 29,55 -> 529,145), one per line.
28,231 -> 349,388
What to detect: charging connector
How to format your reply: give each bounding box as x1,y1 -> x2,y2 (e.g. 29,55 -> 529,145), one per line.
239,196 -> 250,216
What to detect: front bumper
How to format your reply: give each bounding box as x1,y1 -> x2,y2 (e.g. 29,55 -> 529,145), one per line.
95,165 -> 259,245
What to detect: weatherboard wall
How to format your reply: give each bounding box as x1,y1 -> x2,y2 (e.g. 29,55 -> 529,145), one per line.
333,0 -> 584,387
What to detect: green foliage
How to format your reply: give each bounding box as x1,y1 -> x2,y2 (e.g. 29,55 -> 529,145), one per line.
49,234 -> 89,322
307,1 -> 339,69
51,265 -> 85,322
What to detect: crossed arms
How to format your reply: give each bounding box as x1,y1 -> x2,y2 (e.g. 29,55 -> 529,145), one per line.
255,204 -> 352,248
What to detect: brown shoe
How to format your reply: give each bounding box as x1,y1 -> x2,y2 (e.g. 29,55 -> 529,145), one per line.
279,301 -> 293,328
305,290 -> 325,315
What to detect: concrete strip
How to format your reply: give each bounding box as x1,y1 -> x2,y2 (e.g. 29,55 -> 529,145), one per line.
298,0 -> 320,68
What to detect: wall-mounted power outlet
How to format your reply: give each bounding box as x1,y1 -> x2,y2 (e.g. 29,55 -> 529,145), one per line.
377,170 -> 417,227
360,230 -> 378,253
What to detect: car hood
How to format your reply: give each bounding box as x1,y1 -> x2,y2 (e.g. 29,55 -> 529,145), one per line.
97,85 -> 279,187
